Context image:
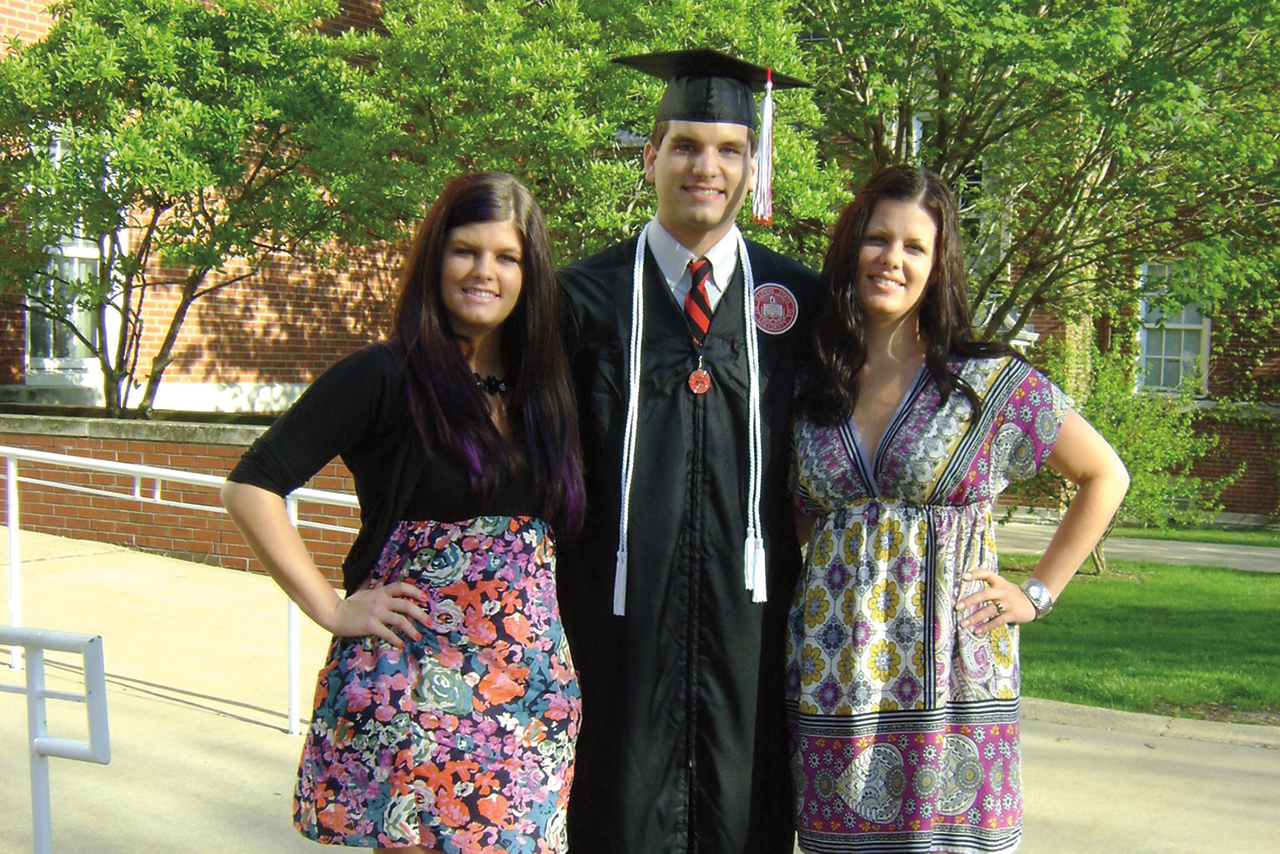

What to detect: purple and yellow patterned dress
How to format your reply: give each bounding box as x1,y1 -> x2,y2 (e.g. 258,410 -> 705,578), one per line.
787,356 -> 1070,854
295,515 -> 581,853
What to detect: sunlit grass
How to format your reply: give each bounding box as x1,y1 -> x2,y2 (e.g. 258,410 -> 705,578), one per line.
1109,525 -> 1280,548
999,554 -> 1280,721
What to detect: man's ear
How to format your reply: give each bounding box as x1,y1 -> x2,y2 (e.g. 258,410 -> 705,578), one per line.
642,141 -> 657,184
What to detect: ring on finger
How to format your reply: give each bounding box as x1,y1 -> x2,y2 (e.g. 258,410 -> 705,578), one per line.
994,600 -> 1005,616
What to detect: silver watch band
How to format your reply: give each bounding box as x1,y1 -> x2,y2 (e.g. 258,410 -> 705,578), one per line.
1020,578 -> 1054,619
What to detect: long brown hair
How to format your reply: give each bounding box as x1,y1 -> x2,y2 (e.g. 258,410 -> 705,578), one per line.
800,165 -> 1012,425
393,172 -> 584,534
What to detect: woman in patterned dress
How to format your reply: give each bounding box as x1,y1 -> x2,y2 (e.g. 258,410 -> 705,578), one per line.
787,165 -> 1129,854
222,172 -> 585,853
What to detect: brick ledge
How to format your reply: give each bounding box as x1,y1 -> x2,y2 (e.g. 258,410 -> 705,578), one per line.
0,413 -> 266,447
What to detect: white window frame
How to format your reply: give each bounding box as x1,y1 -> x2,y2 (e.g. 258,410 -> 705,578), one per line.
1137,263 -> 1211,394
25,237 -> 102,378
24,134 -> 114,386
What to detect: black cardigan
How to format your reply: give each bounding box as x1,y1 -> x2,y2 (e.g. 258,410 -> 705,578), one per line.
227,343 -> 540,593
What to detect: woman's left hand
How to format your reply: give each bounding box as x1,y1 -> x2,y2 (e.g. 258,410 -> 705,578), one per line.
955,567 -> 1036,635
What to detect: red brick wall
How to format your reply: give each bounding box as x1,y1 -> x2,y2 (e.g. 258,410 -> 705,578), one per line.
0,0 -> 53,46
1197,304 -> 1279,519
1192,415 -> 1279,520
0,420 -> 359,585
1207,303 -> 1280,404
0,304 -> 23,383
171,248 -> 401,384
329,0 -> 382,33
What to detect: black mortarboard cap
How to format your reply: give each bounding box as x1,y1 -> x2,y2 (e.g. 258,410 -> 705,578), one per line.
613,49 -> 809,131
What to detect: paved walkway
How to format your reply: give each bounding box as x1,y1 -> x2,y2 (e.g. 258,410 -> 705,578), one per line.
1,528 -> 1278,853
999,520 -> 1280,573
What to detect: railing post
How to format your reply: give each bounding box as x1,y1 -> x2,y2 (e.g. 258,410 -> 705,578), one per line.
284,495 -> 302,736
6,453 -> 21,671
26,644 -> 51,854
0,628 -> 110,854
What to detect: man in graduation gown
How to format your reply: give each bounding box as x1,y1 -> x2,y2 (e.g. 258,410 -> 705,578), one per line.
557,50 -> 820,854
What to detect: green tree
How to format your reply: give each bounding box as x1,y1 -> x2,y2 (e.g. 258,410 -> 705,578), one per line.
0,0 -> 419,415
369,0 -> 843,267
804,0 -> 1280,337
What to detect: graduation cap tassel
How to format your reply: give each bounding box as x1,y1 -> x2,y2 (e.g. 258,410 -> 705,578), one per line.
752,69 -> 774,226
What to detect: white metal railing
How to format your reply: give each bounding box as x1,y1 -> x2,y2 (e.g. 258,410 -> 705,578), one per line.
0,626 -> 110,854
1,444 -> 359,735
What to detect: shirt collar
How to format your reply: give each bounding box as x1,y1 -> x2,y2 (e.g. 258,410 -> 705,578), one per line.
647,219 -> 741,291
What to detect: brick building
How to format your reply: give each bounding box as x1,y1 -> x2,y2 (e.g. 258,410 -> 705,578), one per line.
0,0 -> 392,581
1,0 -> 396,414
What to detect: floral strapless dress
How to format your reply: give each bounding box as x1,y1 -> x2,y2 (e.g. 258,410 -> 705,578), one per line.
294,516 -> 580,853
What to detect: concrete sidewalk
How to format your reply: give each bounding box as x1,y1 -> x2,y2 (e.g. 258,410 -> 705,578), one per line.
998,520 -> 1280,572
2,529 -> 1278,853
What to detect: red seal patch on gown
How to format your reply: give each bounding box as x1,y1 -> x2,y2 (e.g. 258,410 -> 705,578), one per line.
753,283 -> 798,334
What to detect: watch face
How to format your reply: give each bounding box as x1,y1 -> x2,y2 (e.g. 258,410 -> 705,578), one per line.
1024,580 -> 1052,615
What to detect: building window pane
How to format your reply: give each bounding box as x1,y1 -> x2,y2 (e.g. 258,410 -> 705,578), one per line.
1143,358 -> 1159,387
25,130 -> 107,373
1146,328 -> 1163,358
1139,298 -> 1209,392
28,252 -> 97,364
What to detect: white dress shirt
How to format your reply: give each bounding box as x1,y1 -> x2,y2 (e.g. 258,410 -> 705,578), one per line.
646,219 -> 742,313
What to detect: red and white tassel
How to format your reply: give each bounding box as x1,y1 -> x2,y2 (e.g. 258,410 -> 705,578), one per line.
752,68 -> 775,226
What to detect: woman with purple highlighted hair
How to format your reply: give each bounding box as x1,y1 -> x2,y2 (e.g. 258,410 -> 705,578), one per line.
223,172 -> 584,853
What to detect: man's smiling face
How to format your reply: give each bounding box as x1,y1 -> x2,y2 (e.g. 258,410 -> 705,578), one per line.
644,120 -> 756,252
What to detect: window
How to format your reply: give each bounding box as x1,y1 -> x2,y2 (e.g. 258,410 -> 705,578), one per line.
26,134 -> 105,374
27,237 -> 99,367
1138,264 -> 1210,392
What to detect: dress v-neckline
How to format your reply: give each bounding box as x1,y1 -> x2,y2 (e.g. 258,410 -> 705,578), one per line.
846,363 -> 927,489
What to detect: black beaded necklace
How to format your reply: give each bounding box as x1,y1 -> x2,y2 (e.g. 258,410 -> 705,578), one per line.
474,373 -> 509,395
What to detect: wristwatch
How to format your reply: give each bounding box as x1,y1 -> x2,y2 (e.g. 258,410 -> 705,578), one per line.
1020,578 -> 1054,620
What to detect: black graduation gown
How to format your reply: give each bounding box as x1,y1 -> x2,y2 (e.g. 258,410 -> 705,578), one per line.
558,236 -> 818,854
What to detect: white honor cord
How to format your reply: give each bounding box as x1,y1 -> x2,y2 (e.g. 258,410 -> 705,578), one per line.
613,224 -> 650,616
738,233 -> 768,602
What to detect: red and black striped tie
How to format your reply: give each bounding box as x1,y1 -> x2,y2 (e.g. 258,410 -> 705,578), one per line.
684,258 -> 713,346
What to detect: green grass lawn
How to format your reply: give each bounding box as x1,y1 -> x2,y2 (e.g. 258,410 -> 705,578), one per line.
1000,554 -> 1280,725
1110,525 -> 1280,548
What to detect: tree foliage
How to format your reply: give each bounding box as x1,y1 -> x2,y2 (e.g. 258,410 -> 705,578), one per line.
0,0 -> 419,414
1,0 -> 1276,425
363,0 -> 843,265
804,0 -> 1280,339
1027,334 -> 1237,571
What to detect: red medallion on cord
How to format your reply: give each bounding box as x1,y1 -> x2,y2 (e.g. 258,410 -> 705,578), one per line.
753,283 -> 798,334
688,368 -> 711,394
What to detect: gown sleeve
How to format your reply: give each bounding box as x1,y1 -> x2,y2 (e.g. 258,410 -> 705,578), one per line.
989,366 -> 1073,492
226,344 -> 400,496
